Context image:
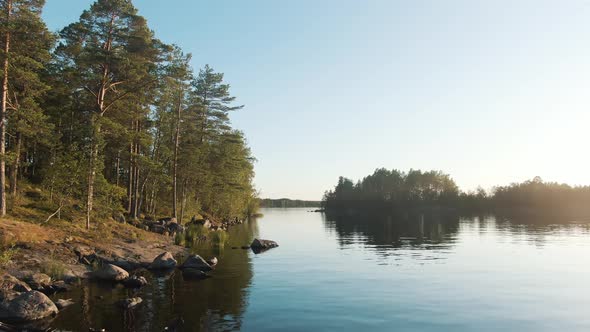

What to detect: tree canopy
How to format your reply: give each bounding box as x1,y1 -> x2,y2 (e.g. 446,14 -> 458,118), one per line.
0,0 -> 258,226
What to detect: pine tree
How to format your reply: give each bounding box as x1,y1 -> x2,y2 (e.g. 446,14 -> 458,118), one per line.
0,0 -> 53,215
55,0 -> 161,228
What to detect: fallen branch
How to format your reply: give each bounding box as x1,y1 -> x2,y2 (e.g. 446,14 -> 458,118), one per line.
45,202 -> 64,223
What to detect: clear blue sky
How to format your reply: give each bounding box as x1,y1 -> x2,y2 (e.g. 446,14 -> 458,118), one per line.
43,0 -> 590,200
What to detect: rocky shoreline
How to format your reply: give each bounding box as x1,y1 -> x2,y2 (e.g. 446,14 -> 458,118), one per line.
0,219 -> 279,331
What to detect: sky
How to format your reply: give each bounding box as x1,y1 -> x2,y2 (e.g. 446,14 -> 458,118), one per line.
42,0 -> 590,200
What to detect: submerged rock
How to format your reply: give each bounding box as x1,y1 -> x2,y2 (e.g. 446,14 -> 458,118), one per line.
55,299 -> 75,310
91,264 -> 129,281
119,297 -> 142,309
0,291 -> 58,322
149,252 -> 177,270
180,255 -> 212,272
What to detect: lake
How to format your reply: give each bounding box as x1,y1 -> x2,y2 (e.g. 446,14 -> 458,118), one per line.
51,208 -> 590,331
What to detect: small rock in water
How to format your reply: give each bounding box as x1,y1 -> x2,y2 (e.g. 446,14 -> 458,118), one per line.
123,275 -> 148,288
55,298 -> 75,310
180,255 -> 212,272
119,297 -> 142,309
207,257 -> 218,266
250,239 -> 279,254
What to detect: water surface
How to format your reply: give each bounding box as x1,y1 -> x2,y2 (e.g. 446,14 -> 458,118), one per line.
53,208 -> 590,331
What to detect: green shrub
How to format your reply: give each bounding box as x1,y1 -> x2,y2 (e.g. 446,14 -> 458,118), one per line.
41,258 -> 67,280
0,247 -> 18,268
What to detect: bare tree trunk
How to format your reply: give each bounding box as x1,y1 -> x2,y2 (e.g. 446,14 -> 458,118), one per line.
115,150 -> 120,186
172,92 -> 182,219
86,120 -> 101,229
0,0 -> 12,217
86,13 -> 116,230
127,120 -> 135,215
10,132 -> 21,197
180,179 -> 187,224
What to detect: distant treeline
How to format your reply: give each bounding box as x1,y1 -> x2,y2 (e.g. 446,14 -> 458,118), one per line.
322,168 -> 590,217
260,199 -> 321,208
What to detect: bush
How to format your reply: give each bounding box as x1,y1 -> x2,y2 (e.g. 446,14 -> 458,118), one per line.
0,247 -> 18,268
41,258 -> 67,280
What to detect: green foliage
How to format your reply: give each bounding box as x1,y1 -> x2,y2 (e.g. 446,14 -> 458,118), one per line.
260,198 -> 320,208
323,168 -> 460,210
0,248 -> 17,268
0,0 -> 258,227
40,256 -> 66,280
210,230 -> 229,248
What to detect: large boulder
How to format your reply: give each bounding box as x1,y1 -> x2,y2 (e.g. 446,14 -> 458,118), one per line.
180,255 -> 212,272
250,239 -> 279,252
0,291 -> 58,322
0,274 -> 31,293
91,264 -> 129,281
22,273 -> 51,291
148,252 -> 177,270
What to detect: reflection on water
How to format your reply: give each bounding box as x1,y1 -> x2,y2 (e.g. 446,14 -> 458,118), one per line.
323,212 -> 461,258
50,209 -> 590,331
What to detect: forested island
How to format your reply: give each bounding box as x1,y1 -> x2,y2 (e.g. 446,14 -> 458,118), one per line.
323,168 -> 590,217
259,198 -> 321,208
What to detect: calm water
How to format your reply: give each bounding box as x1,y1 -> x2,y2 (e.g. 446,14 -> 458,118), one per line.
50,208 -> 590,331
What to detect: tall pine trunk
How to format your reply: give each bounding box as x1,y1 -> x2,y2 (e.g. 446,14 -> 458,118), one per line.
10,131 -> 21,197
0,0 -> 12,217
86,118 -> 102,229
172,92 -> 182,218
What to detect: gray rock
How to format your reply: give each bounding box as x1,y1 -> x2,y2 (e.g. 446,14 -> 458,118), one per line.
150,224 -> 166,234
21,273 -> 51,291
91,264 -> 129,281
148,252 -> 177,270
0,291 -> 58,322
119,297 -> 142,309
250,239 -> 279,249
180,255 -> 212,272
55,299 -> 75,310
0,274 -> 31,293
